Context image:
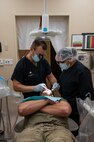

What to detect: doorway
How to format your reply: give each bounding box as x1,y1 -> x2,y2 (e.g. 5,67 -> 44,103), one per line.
45,40 -> 61,80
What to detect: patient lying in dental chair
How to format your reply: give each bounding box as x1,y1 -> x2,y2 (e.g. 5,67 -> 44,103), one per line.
15,89 -> 78,142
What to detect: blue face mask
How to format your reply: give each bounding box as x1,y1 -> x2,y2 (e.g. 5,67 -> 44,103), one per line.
32,54 -> 40,63
59,63 -> 70,71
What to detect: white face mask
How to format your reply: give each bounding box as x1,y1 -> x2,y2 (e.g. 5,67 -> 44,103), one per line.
32,54 -> 40,63
59,63 -> 70,71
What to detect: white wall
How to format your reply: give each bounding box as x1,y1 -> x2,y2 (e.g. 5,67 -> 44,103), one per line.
0,0 -> 94,80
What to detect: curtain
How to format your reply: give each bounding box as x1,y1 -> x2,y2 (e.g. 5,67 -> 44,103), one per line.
16,16 -> 69,52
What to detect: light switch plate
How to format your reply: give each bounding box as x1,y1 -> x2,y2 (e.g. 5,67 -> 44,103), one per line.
4,59 -> 13,65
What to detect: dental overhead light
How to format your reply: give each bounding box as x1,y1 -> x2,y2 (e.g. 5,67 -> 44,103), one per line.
29,0 -> 62,37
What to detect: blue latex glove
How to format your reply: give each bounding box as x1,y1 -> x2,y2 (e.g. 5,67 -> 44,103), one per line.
51,82 -> 60,91
34,83 -> 47,92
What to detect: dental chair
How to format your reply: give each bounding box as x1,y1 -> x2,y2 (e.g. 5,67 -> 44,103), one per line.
0,76 -> 79,142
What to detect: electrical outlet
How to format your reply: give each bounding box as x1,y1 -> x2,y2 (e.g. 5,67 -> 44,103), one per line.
4,59 -> 13,65
0,58 -> 4,66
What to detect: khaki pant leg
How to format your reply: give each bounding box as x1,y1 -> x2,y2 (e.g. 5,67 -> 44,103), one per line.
45,125 -> 78,142
15,125 -> 44,142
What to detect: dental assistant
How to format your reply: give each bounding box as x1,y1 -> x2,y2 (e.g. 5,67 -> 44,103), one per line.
55,47 -> 94,136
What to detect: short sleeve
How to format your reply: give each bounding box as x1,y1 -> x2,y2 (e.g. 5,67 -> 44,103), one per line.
11,59 -> 25,83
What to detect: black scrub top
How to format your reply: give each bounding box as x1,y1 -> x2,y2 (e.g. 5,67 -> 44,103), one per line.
58,60 -> 94,125
11,56 -> 51,98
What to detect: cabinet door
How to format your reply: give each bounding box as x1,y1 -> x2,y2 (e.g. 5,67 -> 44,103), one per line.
18,50 -> 29,59
45,41 -> 51,64
45,41 -> 51,88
